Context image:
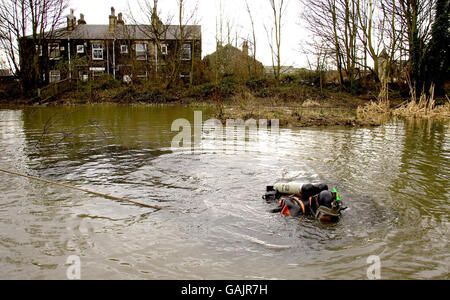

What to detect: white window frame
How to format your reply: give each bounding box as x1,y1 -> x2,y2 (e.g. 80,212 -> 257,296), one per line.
92,43 -> 104,60
49,70 -> 60,83
120,45 -> 128,54
135,43 -> 147,60
181,43 -> 191,60
180,72 -> 191,79
161,44 -> 168,55
48,43 -> 60,60
77,45 -> 85,54
36,45 -> 43,56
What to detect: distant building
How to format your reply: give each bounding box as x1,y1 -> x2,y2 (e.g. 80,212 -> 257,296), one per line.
203,42 -> 265,81
0,69 -> 15,83
264,66 -> 300,76
0,69 -> 12,77
19,7 -> 202,85
378,49 -> 408,84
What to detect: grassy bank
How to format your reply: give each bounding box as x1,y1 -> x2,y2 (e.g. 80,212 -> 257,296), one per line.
58,78 -> 396,127
1,75 -> 448,128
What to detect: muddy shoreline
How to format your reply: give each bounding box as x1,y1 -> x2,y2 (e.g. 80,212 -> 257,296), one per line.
0,94 -> 406,128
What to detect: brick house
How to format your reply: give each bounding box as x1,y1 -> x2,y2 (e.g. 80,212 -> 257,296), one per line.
20,7 -> 202,85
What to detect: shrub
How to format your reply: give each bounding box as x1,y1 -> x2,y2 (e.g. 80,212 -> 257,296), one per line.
219,78 -> 237,97
281,73 -> 296,84
188,83 -> 216,98
0,81 -> 22,99
90,75 -> 121,90
136,89 -> 168,103
246,77 -> 271,91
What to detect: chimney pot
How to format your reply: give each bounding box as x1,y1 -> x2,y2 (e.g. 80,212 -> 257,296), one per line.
78,13 -> 86,25
118,13 -> 124,25
242,41 -> 249,56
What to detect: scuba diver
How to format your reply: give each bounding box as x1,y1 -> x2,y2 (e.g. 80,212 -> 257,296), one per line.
263,182 -> 347,223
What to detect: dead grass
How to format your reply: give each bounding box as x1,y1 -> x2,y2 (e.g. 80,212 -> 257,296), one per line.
393,89 -> 449,119
357,85 -> 450,121
301,99 -> 322,108
219,104 -> 378,127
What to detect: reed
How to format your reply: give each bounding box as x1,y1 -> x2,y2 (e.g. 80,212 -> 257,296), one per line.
357,85 -> 450,121
356,99 -> 390,124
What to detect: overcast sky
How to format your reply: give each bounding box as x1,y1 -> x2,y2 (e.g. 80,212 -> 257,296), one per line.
69,0 -> 310,68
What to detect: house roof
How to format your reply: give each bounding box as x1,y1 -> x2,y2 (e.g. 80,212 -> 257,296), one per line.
264,66 -> 300,74
36,24 -> 201,41
204,44 -> 259,62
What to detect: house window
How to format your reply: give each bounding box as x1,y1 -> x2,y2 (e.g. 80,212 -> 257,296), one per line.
121,45 -> 128,54
36,45 -> 42,56
137,71 -> 148,79
161,44 -> 168,55
181,43 -> 191,60
49,70 -> 60,83
77,45 -> 84,54
136,43 -> 147,60
92,43 -> 103,60
180,72 -> 191,79
48,43 -> 60,60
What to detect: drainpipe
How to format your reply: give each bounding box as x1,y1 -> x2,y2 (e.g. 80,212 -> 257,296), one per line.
68,38 -> 72,79
155,43 -> 158,75
113,39 -> 116,78
107,40 -> 110,75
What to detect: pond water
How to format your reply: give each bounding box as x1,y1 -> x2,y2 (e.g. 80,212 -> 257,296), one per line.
0,105 -> 448,279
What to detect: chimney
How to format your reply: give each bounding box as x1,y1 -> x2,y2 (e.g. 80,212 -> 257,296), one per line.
151,6 -> 162,29
242,41 -> 249,56
117,13 -> 124,25
67,9 -> 76,31
109,7 -> 117,32
78,13 -> 86,25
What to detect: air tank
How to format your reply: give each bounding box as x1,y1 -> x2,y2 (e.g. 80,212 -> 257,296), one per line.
273,182 -> 305,195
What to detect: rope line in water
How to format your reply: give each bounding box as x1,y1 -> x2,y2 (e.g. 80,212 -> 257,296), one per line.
0,168 -> 163,211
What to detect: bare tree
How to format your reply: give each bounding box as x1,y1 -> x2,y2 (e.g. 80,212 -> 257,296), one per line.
165,0 -> 199,88
245,0 -> 258,77
392,0 -> 435,92
301,0 -> 346,87
302,0 -> 386,89
0,0 -> 68,89
127,0 -> 173,85
128,0 -> 200,89
268,0 -> 288,84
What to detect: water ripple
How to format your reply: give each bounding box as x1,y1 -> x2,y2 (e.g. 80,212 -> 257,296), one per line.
0,107 -> 448,279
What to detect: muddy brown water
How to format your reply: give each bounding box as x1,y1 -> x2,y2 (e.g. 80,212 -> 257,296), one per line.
0,105 -> 448,279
